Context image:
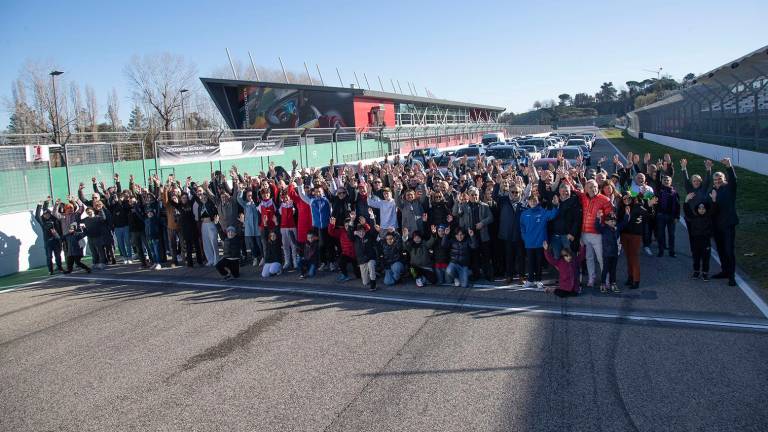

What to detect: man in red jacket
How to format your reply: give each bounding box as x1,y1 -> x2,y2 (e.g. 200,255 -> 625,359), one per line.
570,178 -> 614,288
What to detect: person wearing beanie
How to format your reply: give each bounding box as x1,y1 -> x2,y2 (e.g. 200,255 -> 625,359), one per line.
350,219 -> 378,291
35,198 -> 64,275
595,211 -> 621,293
684,193 -> 713,281
62,222 -> 91,274
403,226 -> 438,287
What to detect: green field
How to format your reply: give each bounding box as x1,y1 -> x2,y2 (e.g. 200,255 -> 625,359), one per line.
602,128 -> 768,290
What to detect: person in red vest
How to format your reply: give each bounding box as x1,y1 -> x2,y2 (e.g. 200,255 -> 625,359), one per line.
567,177 -> 614,289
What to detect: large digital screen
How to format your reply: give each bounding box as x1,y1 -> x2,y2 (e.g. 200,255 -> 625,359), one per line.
238,86 -> 354,129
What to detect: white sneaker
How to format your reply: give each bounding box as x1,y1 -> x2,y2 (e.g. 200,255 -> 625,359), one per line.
259,258 -> 265,266
535,281 -> 544,289
644,247 -> 653,256
252,260 -> 259,267
523,281 -> 535,288
127,259 -> 133,264
154,264 -> 162,270
454,278 -> 461,287
415,277 -> 424,287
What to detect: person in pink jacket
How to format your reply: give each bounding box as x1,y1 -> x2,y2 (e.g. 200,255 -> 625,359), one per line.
543,240 -> 587,297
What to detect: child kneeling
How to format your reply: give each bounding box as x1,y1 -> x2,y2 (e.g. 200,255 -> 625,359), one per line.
543,240 -> 586,297
403,227 -> 438,287
262,229 -> 283,278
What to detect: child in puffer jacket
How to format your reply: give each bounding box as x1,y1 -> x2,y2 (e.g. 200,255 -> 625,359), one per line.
328,216 -> 359,282
351,220 -> 379,291
63,223 -> 91,274
403,226 -> 437,287
441,226 -> 478,288
299,231 -> 320,279
595,212 -> 621,293
262,229 -> 283,278
433,225 -> 452,284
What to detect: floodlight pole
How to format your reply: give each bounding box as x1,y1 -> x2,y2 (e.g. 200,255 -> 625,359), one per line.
316,64 -> 325,86
226,48 -> 238,79
50,70 -> 69,194
278,57 -> 289,83
247,51 -> 261,81
304,62 -> 314,85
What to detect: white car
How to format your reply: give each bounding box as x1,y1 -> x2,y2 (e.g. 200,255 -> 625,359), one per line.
518,144 -> 541,162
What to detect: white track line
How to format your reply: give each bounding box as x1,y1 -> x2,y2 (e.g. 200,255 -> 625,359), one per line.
59,275 -> 768,332
598,130 -> 768,319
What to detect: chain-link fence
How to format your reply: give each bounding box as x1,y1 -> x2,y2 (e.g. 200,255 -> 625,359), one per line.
0,123 -> 550,215
628,46 -> 768,151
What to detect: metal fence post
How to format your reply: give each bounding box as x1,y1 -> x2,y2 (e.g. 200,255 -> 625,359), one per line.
140,139 -> 147,186
110,142 -> 116,179
47,158 -> 54,200
64,144 -> 72,195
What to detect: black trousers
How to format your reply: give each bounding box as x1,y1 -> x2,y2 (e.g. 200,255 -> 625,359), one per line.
216,258 -> 240,278
44,240 -> 63,272
713,225 -> 735,277
504,240 -> 526,278
338,254 -> 360,278
471,240 -> 493,280
526,248 -> 544,282
601,255 -> 618,284
411,266 -> 437,284
66,256 -> 90,272
183,235 -> 203,265
692,235 -> 712,273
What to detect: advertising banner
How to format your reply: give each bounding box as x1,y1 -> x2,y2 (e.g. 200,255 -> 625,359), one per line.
157,139 -> 284,167
239,86 -> 355,129
25,145 -> 50,162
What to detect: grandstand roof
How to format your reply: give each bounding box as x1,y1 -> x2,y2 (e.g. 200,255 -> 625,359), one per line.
200,78 -> 506,112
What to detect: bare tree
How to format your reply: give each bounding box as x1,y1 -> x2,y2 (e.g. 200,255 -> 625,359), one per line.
106,88 -> 121,131
84,85 -> 98,133
124,53 -> 198,131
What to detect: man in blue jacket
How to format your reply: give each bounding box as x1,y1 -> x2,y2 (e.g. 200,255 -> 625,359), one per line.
520,194 -> 559,288
495,182 -> 527,284
298,184 -> 332,270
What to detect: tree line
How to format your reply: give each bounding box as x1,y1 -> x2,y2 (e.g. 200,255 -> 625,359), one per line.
500,73 -> 696,124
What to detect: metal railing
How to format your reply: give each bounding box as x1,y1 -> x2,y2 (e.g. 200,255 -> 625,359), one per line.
0,123 -> 550,215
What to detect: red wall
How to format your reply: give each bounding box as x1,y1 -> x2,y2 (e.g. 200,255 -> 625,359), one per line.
353,97 -> 396,129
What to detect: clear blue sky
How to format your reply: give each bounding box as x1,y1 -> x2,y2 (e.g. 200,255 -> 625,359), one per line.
1,0 -> 766,129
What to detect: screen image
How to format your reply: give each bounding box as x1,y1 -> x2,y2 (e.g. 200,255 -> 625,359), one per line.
239,86 -> 354,129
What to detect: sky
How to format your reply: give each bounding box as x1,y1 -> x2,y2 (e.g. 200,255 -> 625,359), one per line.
1,0 -> 767,129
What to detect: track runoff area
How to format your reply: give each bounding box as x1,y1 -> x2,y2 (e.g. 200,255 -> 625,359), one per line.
3,127 -> 768,431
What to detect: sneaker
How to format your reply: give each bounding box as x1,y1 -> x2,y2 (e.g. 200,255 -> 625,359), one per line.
415,277 -> 424,287
222,274 -> 232,281
259,258 -> 265,266
336,273 -> 347,282
252,260 -> 259,267
329,263 -> 338,272
611,283 -> 621,293
338,275 -> 352,282
369,280 -> 377,291
318,263 -> 328,272
454,278 -> 461,287
49,271 -> 54,276
299,274 -> 306,279
644,247 -> 653,256
535,281 -> 544,290
523,281 -> 535,288
587,279 -> 595,289
86,267 -> 92,274
283,263 -> 291,271
127,259 -> 133,264
691,271 -> 700,279
631,281 -> 639,290
154,264 -> 162,270
600,284 -> 607,293
701,273 -> 710,282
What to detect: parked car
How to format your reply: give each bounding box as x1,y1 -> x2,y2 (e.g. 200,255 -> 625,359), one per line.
566,144 -> 591,165
452,146 -> 487,168
481,132 -> 505,145
486,145 -> 525,169
525,138 -> 549,152
544,146 -> 583,165
533,157 -> 573,171
518,144 -> 541,161
408,148 -> 443,165
566,138 -> 589,151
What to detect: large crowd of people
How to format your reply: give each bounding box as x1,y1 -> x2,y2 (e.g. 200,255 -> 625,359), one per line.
33,144 -> 740,294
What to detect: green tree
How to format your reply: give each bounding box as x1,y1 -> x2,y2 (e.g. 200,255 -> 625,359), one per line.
557,93 -> 572,106
597,82 -> 618,102
127,105 -> 145,130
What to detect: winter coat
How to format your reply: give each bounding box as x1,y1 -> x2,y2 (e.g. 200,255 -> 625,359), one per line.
328,225 -> 355,258
572,184 -> 614,235
221,233 -> 243,259
289,185 -> 313,242
684,201 -> 713,238
544,245 -> 586,292
683,169 -> 712,209
656,185 -> 681,218
453,201 -> 494,242
380,231 -> 405,269
301,239 -> 320,264
496,192 -> 526,242
298,186 -> 331,229
257,199 -> 278,230
169,202 -> 198,240
351,225 -> 378,262
82,212 -> 110,244
236,194 -> 261,237
549,195 -> 582,238
279,202 -> 297,229
442,234 -> 478,267
35,204 -> 61,244
63,230 -> 87,257
404,235 -> 436,268
520,205 -> 559,249
595,218 -> 620,258
428,200 -> 451,228
396,192 -> 426,235
617,203 -> 647,236
264,234 -> 283,263
109,200 -> 132,228
433,235 -> 452,265
711,166 -> 739,227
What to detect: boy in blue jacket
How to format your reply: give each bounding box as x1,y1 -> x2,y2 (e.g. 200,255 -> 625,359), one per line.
520,194 -> 559,288
595,212 -> 621,293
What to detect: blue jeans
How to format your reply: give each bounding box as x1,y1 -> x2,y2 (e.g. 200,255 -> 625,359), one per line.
299,257 -> 317,278
384,261 -> 405,285
446,263 -> 470,287
549,234 -> 571,259
114,226 -> 131,258
435,267 -> 447,284
147,239 -> 161,264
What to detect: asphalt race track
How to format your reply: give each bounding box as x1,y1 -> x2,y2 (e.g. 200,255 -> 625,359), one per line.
2,130 -> 767,431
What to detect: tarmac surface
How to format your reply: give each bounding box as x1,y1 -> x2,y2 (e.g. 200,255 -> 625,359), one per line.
2,128 -> 767,431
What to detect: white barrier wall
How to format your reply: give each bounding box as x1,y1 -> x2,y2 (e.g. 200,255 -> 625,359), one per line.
643,133 -> 768,176
0,210 -> 49,276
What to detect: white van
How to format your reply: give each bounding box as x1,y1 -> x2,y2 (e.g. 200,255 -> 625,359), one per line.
481,132 -> 505,145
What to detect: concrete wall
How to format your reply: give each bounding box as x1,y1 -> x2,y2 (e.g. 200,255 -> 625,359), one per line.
0,210 -> 51,276
643,133 -> 768,175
